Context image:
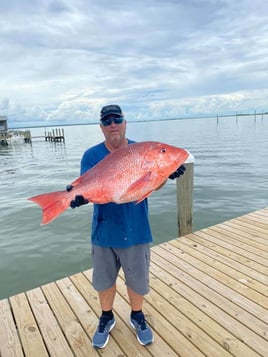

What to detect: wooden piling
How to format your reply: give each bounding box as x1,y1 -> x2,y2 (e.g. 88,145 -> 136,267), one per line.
23,130 -> 32,143
176,154 -> 194,236
0,132 -> 8,145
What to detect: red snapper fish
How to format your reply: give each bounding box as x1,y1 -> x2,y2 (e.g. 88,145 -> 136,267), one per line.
29,141 -> 189,225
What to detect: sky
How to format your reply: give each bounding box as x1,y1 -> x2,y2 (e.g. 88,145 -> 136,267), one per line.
0,0 -> 268,127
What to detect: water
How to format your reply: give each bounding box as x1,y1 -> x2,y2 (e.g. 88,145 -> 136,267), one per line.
0,115 -> 267,299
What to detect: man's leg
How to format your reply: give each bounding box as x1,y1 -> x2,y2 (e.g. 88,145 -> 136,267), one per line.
128,286 -> 154,346
99,284 -> 117,310
91,246 -> 119,349
120,245 -> 154,346
127,286 -> 144,310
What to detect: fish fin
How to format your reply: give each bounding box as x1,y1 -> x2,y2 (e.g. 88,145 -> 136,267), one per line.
70,176 -> 83,187
121,172 -> 152,202
28,191 -> 69,225
135,190 -> 154,204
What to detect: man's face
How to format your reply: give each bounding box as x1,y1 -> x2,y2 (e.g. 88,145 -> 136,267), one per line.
100,116 -> 127,147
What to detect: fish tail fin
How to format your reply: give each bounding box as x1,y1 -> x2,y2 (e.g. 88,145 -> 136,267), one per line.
28,191 -> 69,225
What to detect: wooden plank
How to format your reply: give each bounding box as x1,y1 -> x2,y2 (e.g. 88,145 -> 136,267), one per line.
216,219 -> 268,243
237,216 -> 268,231
149,265 -> 261,357
54,278 -> 99,356
170,239 -> 268,297
247,214 -> 268,225
26,288 -> 73,356
0,299 -> 24,357
209,225 -> 268,257
199,228 -> 268,264
41,281 -> 94,356
251,209 -> 268,219
227,214 -> 268,231
9,293 -> 48,357
220,221 -> 268,247
231,217 -> 268,237
152,246 -> 268,340
224,221 -> 268,242
178,235 -> 267,286
151,249 -> 268,356
194,231 -> 268,274
163,241 -> 268,307
185,233 -> 268,281
153,245 -> 268,323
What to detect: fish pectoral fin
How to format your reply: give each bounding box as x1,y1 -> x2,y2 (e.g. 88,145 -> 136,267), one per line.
135,190 -> 154,204
70,176 -> 83,187
122,172 -> 153,202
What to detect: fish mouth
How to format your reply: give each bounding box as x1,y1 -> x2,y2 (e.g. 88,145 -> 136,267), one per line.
184,149 -> 194,163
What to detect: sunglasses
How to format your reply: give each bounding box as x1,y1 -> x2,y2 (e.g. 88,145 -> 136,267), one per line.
101,117 -> 124,126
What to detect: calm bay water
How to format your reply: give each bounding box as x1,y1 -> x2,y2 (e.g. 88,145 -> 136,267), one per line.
0,115 -> 267,299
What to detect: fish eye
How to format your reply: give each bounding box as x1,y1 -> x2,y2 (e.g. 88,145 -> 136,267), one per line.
160,148 -> 166,153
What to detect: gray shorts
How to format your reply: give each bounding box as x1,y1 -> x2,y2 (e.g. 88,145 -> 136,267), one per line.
91,243 -> 151,295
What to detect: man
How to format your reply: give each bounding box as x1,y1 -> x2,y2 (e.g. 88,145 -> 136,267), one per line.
69,104 -> 185,349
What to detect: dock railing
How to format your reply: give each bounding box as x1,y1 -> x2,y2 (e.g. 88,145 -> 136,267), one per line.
176,152 -> 194,236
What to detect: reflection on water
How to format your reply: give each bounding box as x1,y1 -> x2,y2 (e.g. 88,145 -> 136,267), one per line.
0,116 -> 267,299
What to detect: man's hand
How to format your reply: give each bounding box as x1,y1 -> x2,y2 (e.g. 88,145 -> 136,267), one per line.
169,165 -> 186,180
70,195 -> 89,209
66,185 -> 89,208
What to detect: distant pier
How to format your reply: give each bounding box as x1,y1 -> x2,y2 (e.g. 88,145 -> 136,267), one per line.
44,128 -> 65,142
23,128 -> 65,143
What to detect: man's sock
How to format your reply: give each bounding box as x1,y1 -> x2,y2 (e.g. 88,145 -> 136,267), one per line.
101,310 -> 114,320
131,310 -> 142,319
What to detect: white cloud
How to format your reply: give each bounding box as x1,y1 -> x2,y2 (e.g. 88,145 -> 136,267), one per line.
0,0 -> 268,127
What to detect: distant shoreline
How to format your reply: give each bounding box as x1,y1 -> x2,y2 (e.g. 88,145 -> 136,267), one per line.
8,111 -> 268,130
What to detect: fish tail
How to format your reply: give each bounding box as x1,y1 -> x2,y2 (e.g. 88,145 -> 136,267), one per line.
28,191 -> 69,225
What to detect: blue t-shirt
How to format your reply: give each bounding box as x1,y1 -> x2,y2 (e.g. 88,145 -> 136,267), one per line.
80,140 -> 153,248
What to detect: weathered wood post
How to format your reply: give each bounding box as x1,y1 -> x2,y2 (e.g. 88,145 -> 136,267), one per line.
24,130 -> 32,143
176,152 -> 194,237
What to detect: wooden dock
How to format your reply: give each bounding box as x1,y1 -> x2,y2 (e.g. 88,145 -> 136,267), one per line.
23,129 -> 65,143
0,208 -> 267,356
44,129 -> 65,142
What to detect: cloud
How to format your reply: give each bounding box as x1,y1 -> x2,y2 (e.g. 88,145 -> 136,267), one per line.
0,0 -> 267,126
